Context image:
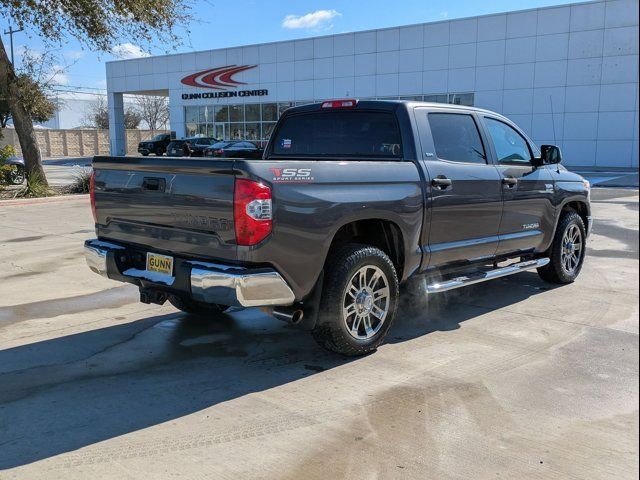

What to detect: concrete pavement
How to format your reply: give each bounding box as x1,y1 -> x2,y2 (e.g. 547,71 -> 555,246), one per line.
0,189 -> 637,479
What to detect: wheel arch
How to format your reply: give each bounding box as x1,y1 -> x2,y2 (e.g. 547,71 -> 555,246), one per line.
559,199 -> 591,235
326,218 -> 405,280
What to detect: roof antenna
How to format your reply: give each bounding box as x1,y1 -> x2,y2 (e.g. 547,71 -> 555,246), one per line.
549,94 -> 560,173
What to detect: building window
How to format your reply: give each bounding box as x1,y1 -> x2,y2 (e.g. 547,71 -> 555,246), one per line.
424,94 -> 448,104
424,92 -> 474,106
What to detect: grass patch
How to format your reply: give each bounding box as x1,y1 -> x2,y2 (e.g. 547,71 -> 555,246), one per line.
14,172 -> 53,198
64,166 -> 93,194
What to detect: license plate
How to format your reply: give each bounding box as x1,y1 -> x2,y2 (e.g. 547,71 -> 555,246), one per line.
146,252 -> 174,276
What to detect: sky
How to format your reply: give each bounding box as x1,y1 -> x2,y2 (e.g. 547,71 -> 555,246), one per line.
1,0 -> 578,99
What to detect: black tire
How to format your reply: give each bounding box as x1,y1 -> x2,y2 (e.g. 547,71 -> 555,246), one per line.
312,244 -> 399,356
154,147 -> 164,156
168,295 -> 229,316
538,210 -> 587,284
141,152 -> 149,156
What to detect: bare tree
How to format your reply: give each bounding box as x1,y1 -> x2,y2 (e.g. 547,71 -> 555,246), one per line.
84,96 -> 142,130
134,95 -> 169,131
83,97 -> 110,129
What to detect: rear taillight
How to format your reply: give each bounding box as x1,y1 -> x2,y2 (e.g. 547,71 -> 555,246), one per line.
321,99 -> 358,109
234,178 -> 272,246
89,170 -> 97,223
214,149 -> 224,155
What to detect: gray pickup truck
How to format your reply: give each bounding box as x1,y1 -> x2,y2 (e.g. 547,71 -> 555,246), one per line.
85,100 -> 592,356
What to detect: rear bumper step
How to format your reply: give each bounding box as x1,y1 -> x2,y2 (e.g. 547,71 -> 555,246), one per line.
84,239 -> 295,308
426,258 -> 550,293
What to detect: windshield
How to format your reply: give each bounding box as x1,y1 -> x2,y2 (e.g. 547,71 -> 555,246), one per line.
211,142 -> 232,149
271,110 -> 402,158
152,134 -> 167,141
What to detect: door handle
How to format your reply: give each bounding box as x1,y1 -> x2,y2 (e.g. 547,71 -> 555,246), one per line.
502,177 -> 518,188
431,177 -> 452,189
142,177 -> 166,192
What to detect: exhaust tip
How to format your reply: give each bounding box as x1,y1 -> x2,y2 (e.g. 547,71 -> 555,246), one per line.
290,309 -> 304,324
271,308 -> 304,325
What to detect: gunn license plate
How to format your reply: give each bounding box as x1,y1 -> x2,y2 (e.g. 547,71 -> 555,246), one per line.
146,252 -> 174,276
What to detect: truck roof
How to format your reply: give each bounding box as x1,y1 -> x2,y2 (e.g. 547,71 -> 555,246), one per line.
283,99 -> 513,128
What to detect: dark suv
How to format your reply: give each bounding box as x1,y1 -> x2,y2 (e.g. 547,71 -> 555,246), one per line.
137,134 -> 171,156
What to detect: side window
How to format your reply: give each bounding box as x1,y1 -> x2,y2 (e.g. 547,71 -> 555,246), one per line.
427,113 -> 486,164
485,118 -> 532,165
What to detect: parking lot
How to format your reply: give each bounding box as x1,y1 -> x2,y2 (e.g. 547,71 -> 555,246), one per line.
0,188 -> 637,479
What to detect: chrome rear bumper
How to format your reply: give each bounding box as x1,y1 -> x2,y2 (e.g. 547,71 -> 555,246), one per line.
84,239 -> 295,307
190,263 -> 295,307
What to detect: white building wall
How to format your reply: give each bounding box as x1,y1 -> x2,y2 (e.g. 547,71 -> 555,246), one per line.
106,0 -> 639,168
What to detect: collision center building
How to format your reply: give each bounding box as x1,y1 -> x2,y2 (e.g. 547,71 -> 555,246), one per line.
106,0 -> 639,168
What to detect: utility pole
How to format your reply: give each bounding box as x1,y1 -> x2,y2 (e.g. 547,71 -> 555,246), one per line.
3,25 -> 24,65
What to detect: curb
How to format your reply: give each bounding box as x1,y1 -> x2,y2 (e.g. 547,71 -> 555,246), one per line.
0,194 -> 89,207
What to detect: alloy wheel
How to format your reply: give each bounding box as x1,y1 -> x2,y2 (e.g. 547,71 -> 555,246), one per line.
561,224 -> 583,275
343,265 -> 390,340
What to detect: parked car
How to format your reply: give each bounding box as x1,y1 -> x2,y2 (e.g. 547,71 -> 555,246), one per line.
137,134 -> 171,156
204,141 -> 264,159
86,100 -> 591,356
1,155 -> 25,184
166,137 -> 218,157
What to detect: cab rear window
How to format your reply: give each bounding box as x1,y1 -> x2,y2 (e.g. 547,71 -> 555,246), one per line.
271,111 -> 402,158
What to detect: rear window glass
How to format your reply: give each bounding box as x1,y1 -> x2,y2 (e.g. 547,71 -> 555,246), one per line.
211,142 -> 232,149
428,113 -> 486,164
271,111 -> 402,158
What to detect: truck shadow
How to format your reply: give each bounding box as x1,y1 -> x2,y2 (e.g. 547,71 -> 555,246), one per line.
0,272 -> 556,470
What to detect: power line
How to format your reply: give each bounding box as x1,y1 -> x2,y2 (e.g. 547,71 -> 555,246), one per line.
51,88 -> 106,97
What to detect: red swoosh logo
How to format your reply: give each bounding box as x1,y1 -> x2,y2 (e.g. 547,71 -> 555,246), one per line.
181,65 -> 257,90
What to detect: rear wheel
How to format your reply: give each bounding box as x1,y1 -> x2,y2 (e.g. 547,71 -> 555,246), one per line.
169,295 -> 229,316
154,147 -> 164,156
312,244 -> 399,356
538,211 -> 586,284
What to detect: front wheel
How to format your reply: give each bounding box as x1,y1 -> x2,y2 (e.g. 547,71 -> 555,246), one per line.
538,211 -> 587,284
312,244 -> 399,356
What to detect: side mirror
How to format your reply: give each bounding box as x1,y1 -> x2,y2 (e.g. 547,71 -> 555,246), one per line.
535,144 -> 562,166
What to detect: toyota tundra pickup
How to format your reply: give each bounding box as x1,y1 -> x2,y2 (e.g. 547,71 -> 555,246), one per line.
85,100 -> 592,356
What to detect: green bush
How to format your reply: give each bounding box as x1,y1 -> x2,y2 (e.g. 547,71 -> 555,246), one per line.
0,144 -> 17,162
0,145 -> 19,187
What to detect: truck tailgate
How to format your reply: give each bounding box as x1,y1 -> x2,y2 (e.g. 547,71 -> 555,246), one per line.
92,156 -> 237,261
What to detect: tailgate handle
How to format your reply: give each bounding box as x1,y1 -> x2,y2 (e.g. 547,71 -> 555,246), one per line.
142,177 -> 165,192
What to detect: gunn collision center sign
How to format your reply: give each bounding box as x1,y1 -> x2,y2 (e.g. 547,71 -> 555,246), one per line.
180,65 -> 268,99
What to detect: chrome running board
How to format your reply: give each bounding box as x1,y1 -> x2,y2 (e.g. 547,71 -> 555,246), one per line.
426,258 -> 550,294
